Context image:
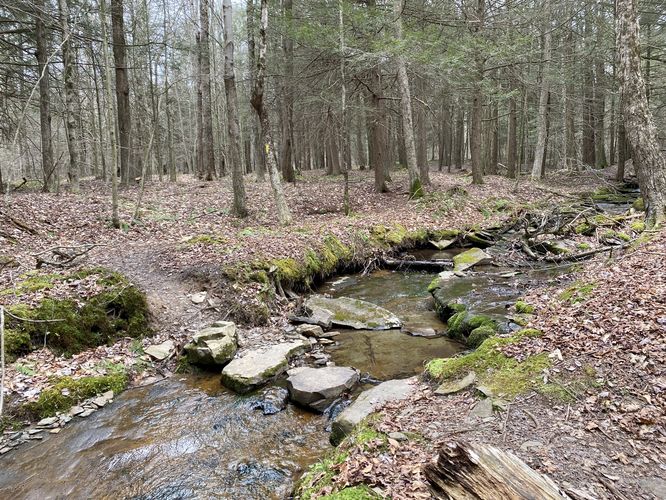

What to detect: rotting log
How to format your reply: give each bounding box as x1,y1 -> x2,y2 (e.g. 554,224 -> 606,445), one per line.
382,257 -> 453,270
424,441 -> 571,500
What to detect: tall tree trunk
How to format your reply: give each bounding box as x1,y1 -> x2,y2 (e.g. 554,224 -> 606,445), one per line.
582,7 -> 596,168
393,0 -> 422,197
470,0 -> 486,185
163,0 -> 176,182
415,76 -> 430,185
111,0 -> 133,185
100,0 -> 120,227
223,0 -> 247,217
594,58 -> 608,168
35,0 -> 55,192
246,0 -> 265,181
368,62 -> 387,192
251,0 -> 291,225
507,88 -> 517,178
199,0 -> 215,181
454,104 -> 464,169
532,5 -> 552,181
280,0 -> 295,183
616,107 -> 627,182
489,101 -> 499,175
58,0 -> 80,192
616,0 -> 666,226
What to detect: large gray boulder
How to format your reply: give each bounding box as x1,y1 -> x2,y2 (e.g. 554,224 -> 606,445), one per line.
452,248 -> 492,272
287,366 -> 359,412
184,321 -> 238,366
221,341 -> 307,394
304,295 -> 401,330
330,377 -> 416,445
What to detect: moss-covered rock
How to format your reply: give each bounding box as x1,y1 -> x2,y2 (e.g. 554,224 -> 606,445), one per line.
467,325 -> 496,348
425,329 -> 548,397
514,300 -> 535,314
558,281 -> 596,303
4,329 -> 31,361
631,220 -> 646,233
446,309 -> 497,343
24,371 -> 127,419
4,269 -> 150,356
632,197 -> 645,211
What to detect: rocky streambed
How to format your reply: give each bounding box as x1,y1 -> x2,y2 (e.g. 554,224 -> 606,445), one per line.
1,192 -> 640,498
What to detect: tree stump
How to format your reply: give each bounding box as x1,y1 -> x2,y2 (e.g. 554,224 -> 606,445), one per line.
424,441 -> 570,499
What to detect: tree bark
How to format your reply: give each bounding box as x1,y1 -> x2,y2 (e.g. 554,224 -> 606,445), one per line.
199,0 -> 215,181
507,88 -> 517,178
223,0 -> 248,217
35,0 -> 55,192
111,0 -> 133,185
470,0 -> 486,185
279,0 -> 296,183
58,0 -> 81,192
251,0 -> 292,225
394,0 -> 422,197
616,0 -> 666,226
532,5 -> 552,181
246,0 -> 265,181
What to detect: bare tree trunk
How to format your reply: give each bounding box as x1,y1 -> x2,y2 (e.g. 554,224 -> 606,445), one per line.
111,0 -> 133,185
415,76 -> 430,185
199,0 -> 215,181
582,7 -> 596,168
368,61 -> 387,192
564,19 -> 576,170
279,0 -> 296,183
393,0 -> 422,197
35,0 -> 55,192
163,0 -> 176,182
246,0 -> 265,181
470,0 -> 486,185
616,0 -> 666,226
454,104 -> 464,169
616,107 -> 627,182
100,0 -> 120,228
58,0 -> 80,192
532,4 -> 552,181
251,0 -> 291,225
507,88 -> 517,178
223,0 -> 247,217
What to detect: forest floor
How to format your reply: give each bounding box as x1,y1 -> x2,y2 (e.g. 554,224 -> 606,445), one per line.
1,166 -> 664,498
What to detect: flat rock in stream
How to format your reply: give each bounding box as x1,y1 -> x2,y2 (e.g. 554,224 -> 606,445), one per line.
221,341 -> 307,394
287,366 -> 359,412
452,248 -> 492,272
145,340 -> 175,361
330,377 -> 417,445
185,322 -> 238,367
304,295 -> 401,330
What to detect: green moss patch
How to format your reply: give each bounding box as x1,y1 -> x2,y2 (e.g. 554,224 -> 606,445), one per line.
426,329 -> 548,397
4,269 -> 150,356
558,281 -> 596,304
515,300 -> 535,314
24,371 -> 127,419
321,486 -> 380,500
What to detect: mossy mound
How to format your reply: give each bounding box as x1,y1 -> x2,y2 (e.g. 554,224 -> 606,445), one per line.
5,329 -> 32,361
558,281 -> 596,304
514,300 -> 535,314
425,329 -> 548,397
632,197 -> 645,211
24,371 -> 127,419
4,268 -> 150,356
296,423 -> 385,499
446,307 -> 498,347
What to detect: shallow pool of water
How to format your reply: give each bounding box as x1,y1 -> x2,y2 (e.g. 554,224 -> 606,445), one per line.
0,375 -> 328,499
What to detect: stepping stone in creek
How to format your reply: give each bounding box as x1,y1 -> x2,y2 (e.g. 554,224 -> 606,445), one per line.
304,295 -> 401,330
287,366 -> 359,412
144,339 -> 175,361
452,248 -> 492,272
330,377 -> 416,445
184,322 -> 238,366
221,341 -> 307,394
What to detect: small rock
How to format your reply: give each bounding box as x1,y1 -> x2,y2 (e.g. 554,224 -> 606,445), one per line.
318,338 -> 335,345
190,291 -> 207,304
388,432 -> 408,442
145,340 -> 175,361
59,415 -> 72,425
295,324 -> 325,338
453,248 -> 492,272
250,387 -> 290,415
27,434 -> 43,440
476,385 -> 493,398
0,447 -> 13,454
70,406 -> 85,416
469,398 -> 494,418
435,372 -> 477,395
49,428 -> 62,434
320,331 -> 340,339
520,440 -> 543,451
79,409 -> 95,418
287,366 -> 360,412
36,417 -> 58,427
314,358 -> 327,366
27,429 -> 43,435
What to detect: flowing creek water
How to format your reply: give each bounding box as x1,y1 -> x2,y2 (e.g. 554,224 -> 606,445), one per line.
0,248 -> 572,499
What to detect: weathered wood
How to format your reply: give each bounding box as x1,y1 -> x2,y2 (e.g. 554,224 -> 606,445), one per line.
424,441 -> 570,500
382,257 -> 453,271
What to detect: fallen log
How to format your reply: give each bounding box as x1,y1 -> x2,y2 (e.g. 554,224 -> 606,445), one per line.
382,257 -> 453,271
424,441 -> 571,500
